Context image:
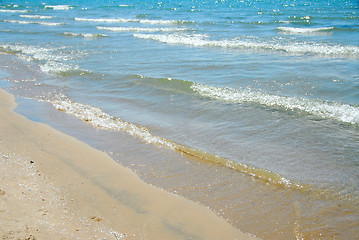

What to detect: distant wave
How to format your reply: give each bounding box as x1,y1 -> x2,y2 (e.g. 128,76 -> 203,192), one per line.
20,14 -> 54,19
75,17 -> 192,25
4,20 -> 64,26
75,17 -> 128,23
64,32 -> 108,38
44,5 -> 73,10
97,26 -> 189,33
0,9 -> 29,13
133,33 -> 359,56
48,96 -> 303,189
190,83 -> 359,125
277,26 -> 334,34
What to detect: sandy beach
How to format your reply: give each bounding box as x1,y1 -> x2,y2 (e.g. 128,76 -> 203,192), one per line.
0,88 -> 256,239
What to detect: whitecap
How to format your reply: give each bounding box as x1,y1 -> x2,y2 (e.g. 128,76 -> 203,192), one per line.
75,17 -> 131,23
97,26 -> 188,32
20,14 -> 54,19
4,20 -> 64,26
44,5 -> 73,10
277,26 -> 334,34
0,9 -> 28,13
64,32 -> 108,38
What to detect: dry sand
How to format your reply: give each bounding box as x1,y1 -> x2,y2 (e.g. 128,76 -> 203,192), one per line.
0,89 -> 257,240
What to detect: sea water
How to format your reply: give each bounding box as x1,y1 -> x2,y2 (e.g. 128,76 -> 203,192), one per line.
1,0 -> 358,239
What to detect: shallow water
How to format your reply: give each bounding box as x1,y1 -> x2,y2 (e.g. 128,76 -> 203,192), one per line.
1,0 -> 359,239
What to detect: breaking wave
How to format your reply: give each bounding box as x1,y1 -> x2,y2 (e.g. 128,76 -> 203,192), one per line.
191,83 -> 359,125
133,76 -> 359,125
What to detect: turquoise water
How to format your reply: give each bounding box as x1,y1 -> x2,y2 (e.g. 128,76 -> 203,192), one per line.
1,0 -> 359,238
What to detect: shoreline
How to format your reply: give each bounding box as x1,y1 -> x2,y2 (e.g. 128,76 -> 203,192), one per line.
0,89 -> 256,239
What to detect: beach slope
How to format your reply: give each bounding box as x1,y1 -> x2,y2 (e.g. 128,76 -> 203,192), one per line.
0,89 -> 256,240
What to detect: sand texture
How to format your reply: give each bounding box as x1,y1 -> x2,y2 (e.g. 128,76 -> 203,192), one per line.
0,89 -> 256,239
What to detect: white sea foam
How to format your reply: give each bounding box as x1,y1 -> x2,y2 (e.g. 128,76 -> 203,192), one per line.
64,32 -> 108,38
97,26 -> 188,33
1,44 -> 61,61
133,33 -> 359,56
39,61 -> 80,74
138,19 -> 190,25
50,98 -> 176,148
44,5 -> 73,10
75,17 -> 130,23
0,9 -> 29,13
190,83 -> 359,125
75,17 -> 190,25
20,14 -> 54,19
277,26 -> 334,33
0,44 -> 86,74
4,20 -> 64,26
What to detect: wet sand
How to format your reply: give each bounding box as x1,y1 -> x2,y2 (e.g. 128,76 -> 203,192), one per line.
0,88 -> 256,239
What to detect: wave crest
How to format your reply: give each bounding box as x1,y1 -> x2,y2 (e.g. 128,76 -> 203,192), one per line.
44,5 -> 73,10
20,15 -> 54,19
64,32 -> 108,38
133,33 -> 359,56
0,9 -> 28,13
97,26 -> 189,33
75,17 -> 192,25
4,20 -> 64,26
277,26 -> 335,34
190,83 -> 359,125
127,76 -> 359,125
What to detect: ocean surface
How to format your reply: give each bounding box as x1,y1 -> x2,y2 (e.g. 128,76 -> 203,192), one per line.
1,0 -> 359,239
